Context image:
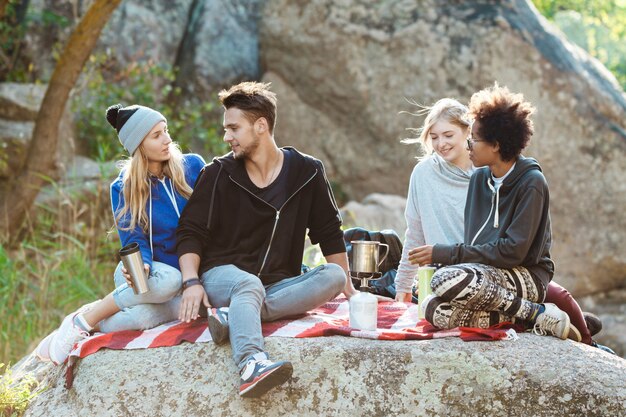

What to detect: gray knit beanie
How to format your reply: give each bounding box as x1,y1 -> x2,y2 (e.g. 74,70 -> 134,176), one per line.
105,104 -> 166,155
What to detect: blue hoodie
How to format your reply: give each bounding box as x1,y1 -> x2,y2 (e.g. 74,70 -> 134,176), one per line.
111,153 -> 205,269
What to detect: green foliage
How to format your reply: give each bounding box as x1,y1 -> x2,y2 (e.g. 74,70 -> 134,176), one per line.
0,180 -> 118,366
532,0 -> 626,90
0,363 -> 40,417
72,53 -> 227,162
0,1 -> 68,82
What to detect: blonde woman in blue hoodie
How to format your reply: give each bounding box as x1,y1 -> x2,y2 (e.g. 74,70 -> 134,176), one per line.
36,104 -> 205,365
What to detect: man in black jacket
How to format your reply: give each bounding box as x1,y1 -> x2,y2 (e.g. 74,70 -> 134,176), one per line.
176,82 -> 357,398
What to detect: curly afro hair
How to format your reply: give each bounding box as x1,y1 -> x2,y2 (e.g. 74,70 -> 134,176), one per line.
469,83 -> 535,162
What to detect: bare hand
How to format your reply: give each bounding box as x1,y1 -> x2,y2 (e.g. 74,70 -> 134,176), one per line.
178,285 -> 210,323
395,292 -> 413,302
408,245 -> 434,266
122,263 -> 150,287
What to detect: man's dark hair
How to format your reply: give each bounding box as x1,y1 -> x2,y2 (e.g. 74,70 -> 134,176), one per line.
218,82 -> 278,134
469,83 -> 535,161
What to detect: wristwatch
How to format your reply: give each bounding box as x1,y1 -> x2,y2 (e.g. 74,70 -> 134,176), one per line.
182,277 -> 201,291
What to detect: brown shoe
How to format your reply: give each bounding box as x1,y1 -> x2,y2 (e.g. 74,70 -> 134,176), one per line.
583,312 -> 602,337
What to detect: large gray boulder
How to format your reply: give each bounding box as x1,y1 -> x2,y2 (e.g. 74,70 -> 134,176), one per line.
24,0 -> 263,96
23,0 -> 192,81
579,289 -> 626,358
259,0 -> 626,298
340,193 -> 407,235
17,334 -> 626,416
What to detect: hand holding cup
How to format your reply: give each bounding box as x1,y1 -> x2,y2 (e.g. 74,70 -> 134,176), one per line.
119,242 -> 150,294
122,264 -> 150,288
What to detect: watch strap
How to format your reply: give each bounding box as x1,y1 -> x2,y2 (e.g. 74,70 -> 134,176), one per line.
182,277 -> 201,291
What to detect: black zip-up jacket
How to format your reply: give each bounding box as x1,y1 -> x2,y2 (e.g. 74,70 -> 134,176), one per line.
432,156 -> 554,291
176,147 -> 346,285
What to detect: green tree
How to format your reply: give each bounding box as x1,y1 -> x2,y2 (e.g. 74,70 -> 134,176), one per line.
532,0 -> 626,89
0,0 -> 122,243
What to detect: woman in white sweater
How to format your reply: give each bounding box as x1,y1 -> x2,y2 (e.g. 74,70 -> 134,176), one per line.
395,98 -> 473,300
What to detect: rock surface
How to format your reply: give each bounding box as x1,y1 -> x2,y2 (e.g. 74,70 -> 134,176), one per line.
579,289 -> 626,358
24,0 -> 263,96
18,334 -> 626,417
340,193 -> 407,235
259,0 -> 626,299
0,82 -> 75,179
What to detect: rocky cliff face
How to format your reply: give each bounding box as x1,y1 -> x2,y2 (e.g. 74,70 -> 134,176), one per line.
17,335 -> 626,416
259,0 -> 626,298
24,0 -> 264,95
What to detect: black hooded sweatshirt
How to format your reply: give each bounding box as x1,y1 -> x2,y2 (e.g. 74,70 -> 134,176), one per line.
432,156 -> 554,291
176,147 -> 345,285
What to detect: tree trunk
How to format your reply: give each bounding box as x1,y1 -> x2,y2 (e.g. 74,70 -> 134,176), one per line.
0,0 -> 121,244
0,0 -> 10,21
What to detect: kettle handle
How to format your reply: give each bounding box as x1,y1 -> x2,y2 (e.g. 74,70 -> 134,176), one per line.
377,243 -> 389,269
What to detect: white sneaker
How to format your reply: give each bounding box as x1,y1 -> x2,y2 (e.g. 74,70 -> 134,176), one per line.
567,323 -> 582,343
48,313 -> 90,365
35,331 -> 56,361
532,303 -> 570,340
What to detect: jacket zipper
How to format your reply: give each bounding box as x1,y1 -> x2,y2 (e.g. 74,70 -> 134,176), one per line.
228,171 -> 318,276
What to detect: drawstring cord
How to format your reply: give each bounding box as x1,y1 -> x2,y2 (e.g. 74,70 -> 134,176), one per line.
487,177 -> 500,228
149,185 -> 153,256
470,177 -> 499,245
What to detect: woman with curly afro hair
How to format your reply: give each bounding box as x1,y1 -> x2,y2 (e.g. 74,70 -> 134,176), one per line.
409,83 -> 572,340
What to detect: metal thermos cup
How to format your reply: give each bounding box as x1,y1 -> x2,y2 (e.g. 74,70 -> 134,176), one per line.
350,241 -> 390,275
119,242 -> 149,295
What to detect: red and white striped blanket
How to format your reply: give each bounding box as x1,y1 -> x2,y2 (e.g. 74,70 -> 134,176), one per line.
65,298 -> 518,388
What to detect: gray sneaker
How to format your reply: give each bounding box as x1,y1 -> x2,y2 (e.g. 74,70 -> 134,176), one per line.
532,303 -> 570,340
239,353 -> 293,398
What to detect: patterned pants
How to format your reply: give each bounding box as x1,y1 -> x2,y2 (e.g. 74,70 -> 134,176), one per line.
424,263 -> 545,330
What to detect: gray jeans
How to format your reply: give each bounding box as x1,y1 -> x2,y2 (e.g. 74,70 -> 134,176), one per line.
99,261 -> 182,333
201,263 -> 345,370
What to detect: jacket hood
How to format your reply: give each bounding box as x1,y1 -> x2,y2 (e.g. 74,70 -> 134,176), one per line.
474,156 -> 542,232
498,156 -> 541,191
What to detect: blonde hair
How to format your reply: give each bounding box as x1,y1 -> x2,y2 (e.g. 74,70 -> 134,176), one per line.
402,98 -> 470,156
115,142 -> 192,232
